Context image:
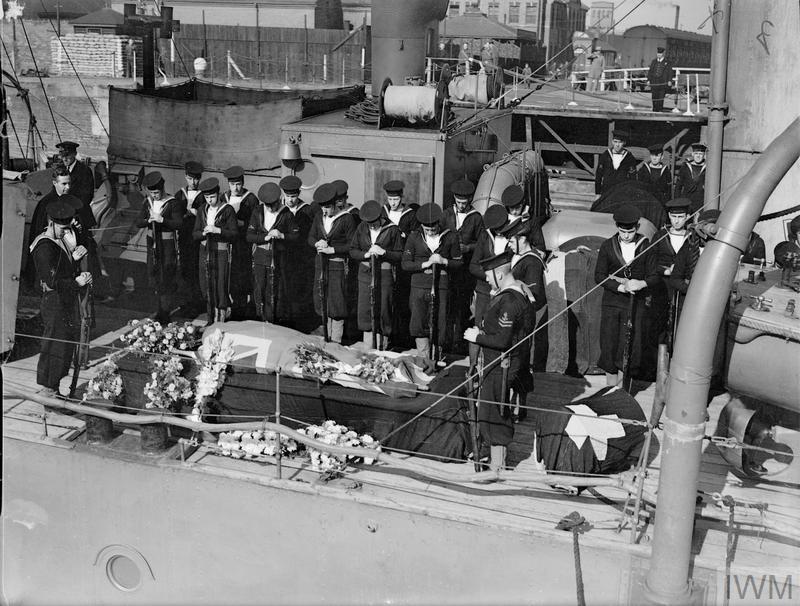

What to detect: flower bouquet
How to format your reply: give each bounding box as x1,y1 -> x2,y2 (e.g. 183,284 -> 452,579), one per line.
143,355 -> 193,411
190,329 -> 235,422
85,358 -> 124,403
351,354 -> 396,384
298,420 -> 379,474
121,318 -> 200,355
294,343 -> 341,380
217,430 -> 299,459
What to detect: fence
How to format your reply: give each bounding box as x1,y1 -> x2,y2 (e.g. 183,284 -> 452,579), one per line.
170,24 -> 369,86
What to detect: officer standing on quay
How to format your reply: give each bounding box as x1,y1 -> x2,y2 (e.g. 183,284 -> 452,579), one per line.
136,171 -> 185,323
464,249 -> 534,472
247,182 -> 297,324
175,160 -> 205,315
349,199 -> 404,350
309,183 -> 357,344
221,165 -> 259,319
281,175 -> 317,328
31,198 -> 92,398
193,178 -> 238,323
402,203 -> 463,357
594,205 -> 658,388
442,179 -> 484,350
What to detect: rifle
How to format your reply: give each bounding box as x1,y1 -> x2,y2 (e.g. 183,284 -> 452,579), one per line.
666,288 -> 680,354
66,228 -> 94,398
268,239 -> 277,323
620,292 -> 636,393
428,263 -> 441,360
466,355 -> 483,472
370,254 -> 379,349
205,229 -> 215,323
319,252 -> 329,342
500,353 -> 510,417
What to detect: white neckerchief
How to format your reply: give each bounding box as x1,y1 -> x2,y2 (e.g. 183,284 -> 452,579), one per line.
186,189 -> 200,203
456,210 -> 469,230
493,234 -> 508,255
369,226 -> 381,244
262,206 -> 280,232
620,239 -> 637,264
226,192 -> 245,213
206,204 -> 221,227
668,232 -> 686,253
387,208 -> 404,226
611,150 -> 626,170
322,210 -> 344,235
150,196 -> 167,217
424,232 -> 441,253
288,201 -> 307,215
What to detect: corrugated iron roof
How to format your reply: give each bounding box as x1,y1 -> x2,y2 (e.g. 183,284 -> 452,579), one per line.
70,8 -> 125,27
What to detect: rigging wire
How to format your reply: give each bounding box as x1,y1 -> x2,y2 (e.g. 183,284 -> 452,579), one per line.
18,17 -> 61,143
2,40 -> 47,159
38,0 -> 109,138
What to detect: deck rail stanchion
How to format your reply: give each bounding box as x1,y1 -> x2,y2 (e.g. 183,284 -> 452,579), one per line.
275,369 -> 282,479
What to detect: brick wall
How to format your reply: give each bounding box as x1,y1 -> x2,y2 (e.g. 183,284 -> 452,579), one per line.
50,34 -> 126,77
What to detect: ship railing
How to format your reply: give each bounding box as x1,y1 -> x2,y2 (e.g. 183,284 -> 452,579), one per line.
567,66 -> 710,93
4,381 -> 640,493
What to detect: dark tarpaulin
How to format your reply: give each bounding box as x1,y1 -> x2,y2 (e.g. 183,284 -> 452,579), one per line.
108,80 -> 364,172
591,180 -> 666,229
117,353 -> 470,461
532,386 -> 647,474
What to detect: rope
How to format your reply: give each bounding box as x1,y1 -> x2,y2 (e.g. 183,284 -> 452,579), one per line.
555,511 -> 591,606
18,17 -> 61,143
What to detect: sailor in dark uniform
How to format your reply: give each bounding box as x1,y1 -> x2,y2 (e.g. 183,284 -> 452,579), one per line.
595,130 -> 637,196
175,160 -> 204,314
135,171 -> 186,322
636,144 -> 672,204
282,175 -> 317,327
651,198 -> 691,351
349,200 -> 404,349
332,179 -> 361,340
30,198 -> 92,397
594,205 -> 659,387
309,183 -> 357,343
470,204 -> 510,328
504,219 -> 546,316
384,180 -> 418,348
402,203 -> 463,357
442,179 -> 484,351
221,165 -> 259,319
247,182 -> 297,324
463,249 -> 534,471
193,178 -> 239,323
675,143 -> 707,213
56,141 -> 96,229
500,184 -> 546,251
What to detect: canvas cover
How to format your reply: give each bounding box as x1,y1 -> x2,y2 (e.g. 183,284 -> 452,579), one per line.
108,79 -> 364,172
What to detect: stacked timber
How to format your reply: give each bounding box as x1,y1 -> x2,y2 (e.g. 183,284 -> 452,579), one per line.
50,34 -> 125,77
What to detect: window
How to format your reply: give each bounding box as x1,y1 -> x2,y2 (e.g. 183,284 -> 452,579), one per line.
488,1 -> 500,20
448,2 -> 461,17
508,1 -> 520,23
524,2 -> 538,25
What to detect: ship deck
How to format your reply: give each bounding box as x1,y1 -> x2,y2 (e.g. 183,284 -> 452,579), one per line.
3,317 -> 799,591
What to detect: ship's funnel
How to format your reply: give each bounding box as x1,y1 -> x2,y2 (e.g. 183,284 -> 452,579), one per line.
371,0 -> 448,87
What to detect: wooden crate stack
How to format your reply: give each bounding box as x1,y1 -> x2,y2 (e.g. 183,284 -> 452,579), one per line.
51,34 -> 125,78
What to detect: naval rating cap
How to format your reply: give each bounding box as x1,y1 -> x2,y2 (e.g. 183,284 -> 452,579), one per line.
257,182 -> 282,205
359,200 -> 383,223
416,203 -> 443,226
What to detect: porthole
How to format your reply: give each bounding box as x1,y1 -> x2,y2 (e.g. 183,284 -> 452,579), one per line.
94,544 -> 154,593
106,554 -> 142,592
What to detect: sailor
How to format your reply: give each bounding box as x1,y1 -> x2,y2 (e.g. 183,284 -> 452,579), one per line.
193,177 -> 238,323
644,197 -> 692,363
470,204 -> 510,329
30,198 -> 92,398
332,179 -> 360,222
402,203 -> 463,357
675,143 -> 707,213
309,183 -> 357,343
636,144 -> 672,204
29,163 -> 74,244
463,249 -> 534,471
503,219 -> 546,317
349,199 -> 404,349
595,130 -> 637,196
136,171 -> 185,323
442,179 -> 484,351
594,205 -> 658,387
56,141 -> 96,229
175,160 -> 204,315
247,182 -> 297,324
500,184 -> 546,251
384,180 -> 417,348
221,165 -> 259,319
333,179 -> 361,340
281,175 -> 317,327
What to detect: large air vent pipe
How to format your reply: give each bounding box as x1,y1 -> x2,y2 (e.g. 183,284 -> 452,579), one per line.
644,117 -> 800,604
704,0 -> 731,210
371,0 -> 448,88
